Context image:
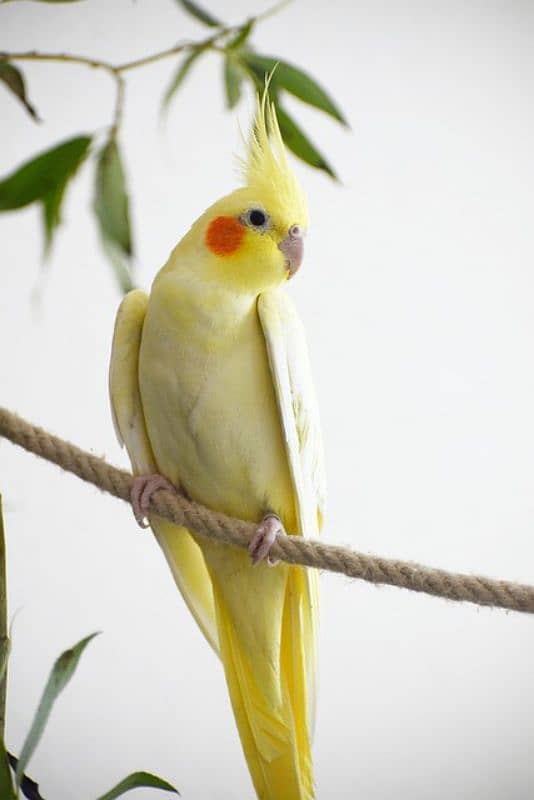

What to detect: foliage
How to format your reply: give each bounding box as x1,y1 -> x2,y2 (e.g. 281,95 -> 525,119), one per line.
0,500 -> 179,799
0,0 -> 347,291
0,63 -> 39,120
0,136 -> 92,254
14,633 -> 101,788
95,772 -> 179,800
93,139 -> 134,292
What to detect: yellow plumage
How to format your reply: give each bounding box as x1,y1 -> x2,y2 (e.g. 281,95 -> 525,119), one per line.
109,93 -> 325,799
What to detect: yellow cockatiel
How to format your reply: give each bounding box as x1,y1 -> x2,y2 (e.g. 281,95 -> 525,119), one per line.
109,94 -> 325,800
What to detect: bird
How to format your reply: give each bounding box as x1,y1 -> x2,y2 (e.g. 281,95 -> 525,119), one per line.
109,91 -> 325,800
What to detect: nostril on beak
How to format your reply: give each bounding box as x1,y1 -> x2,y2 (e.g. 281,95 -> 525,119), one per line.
279,226 -> 304,277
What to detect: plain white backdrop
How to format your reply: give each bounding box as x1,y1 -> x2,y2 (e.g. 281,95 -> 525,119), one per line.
1,1 -> 534,798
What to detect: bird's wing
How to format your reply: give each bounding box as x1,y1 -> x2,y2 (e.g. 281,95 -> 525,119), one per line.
258,288 -> 325,736
109,289 -> 219,653
258,289 -> 325,539
109,290 -> 157,474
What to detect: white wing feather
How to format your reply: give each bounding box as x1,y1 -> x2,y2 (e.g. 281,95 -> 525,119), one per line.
258,289 -> 325,737
258,290 -> 326,539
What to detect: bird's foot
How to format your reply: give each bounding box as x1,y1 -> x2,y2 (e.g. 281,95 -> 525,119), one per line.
130,474 -> 176,528
249,512 -> 286,566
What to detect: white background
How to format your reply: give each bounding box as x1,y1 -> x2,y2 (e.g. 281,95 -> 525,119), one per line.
1,1 -> 534,798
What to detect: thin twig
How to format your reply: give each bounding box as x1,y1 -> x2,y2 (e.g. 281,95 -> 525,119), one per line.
111,73 -> 126,136
0,0 -> 292,140
0,28 -> 232,77
0,0 -> 297,141
256,0 -> 293,22
114,40 -> 195,73
0,50 -> 116,74
0,23 -> 237,138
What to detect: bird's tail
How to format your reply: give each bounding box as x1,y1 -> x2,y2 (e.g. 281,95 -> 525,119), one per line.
150,519 -> 317,799
209,561 -> 315,800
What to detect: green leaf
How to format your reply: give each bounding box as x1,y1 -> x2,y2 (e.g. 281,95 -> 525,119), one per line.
93,138 -> 135,292
94,139 -> 132,256
275,103 -> 337,179
0,749 -> 14,800
0,134 -> 91,252
175,0 -> 221,27
0,135 -> 91,211
42,181 -> 67,253
15,632 -> 100,788
223,56 -> 244,110
95,771 -> 179,800
0,63 -> 40,121
227,18 -> 254,50
162,48 -> 203,109
243,53 -> 348,126
98,237 -> 135,294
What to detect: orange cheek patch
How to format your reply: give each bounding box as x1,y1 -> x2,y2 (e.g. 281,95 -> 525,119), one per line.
205,216 -> 244,256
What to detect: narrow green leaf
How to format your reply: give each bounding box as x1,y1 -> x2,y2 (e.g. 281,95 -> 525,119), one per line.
0,133 -> 92,251
275,103 -> 337,179
98,237 -> 135,294
15,632 -> 100,788
93,138 -> 134,292
0,63 -> 40,121
0,749 -> 14,800
162,48 -> 203,109
94,139 -> 132,256
227,18 -> 254,50
243,53 -> 348,126
42,182 -> 67,253
223,56 -> 244,110
0,135 -> 91,211
95,771 -> 179,800
175,0 -> 221,27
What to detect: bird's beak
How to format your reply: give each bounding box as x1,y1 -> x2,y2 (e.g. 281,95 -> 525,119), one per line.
278,224 -> 304,277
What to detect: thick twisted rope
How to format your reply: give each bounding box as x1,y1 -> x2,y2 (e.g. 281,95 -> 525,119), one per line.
1,407 -> 533,615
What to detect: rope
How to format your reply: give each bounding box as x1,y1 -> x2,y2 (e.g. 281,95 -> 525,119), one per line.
1,406 -> 533,615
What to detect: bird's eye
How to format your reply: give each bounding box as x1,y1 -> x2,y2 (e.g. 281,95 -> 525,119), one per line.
244,208 -> 270,230
249,209 -> 266,227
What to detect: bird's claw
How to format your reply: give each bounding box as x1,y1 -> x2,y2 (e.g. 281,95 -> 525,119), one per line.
249,513 -> 286,566
130,474 -> 176,528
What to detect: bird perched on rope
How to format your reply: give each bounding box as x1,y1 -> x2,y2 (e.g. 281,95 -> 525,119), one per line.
109,89 -> 325,800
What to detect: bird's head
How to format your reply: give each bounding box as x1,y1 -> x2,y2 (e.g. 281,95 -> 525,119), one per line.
183,92 -> 308,295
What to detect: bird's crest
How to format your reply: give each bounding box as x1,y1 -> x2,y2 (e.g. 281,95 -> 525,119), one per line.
240,88 -> 308,227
